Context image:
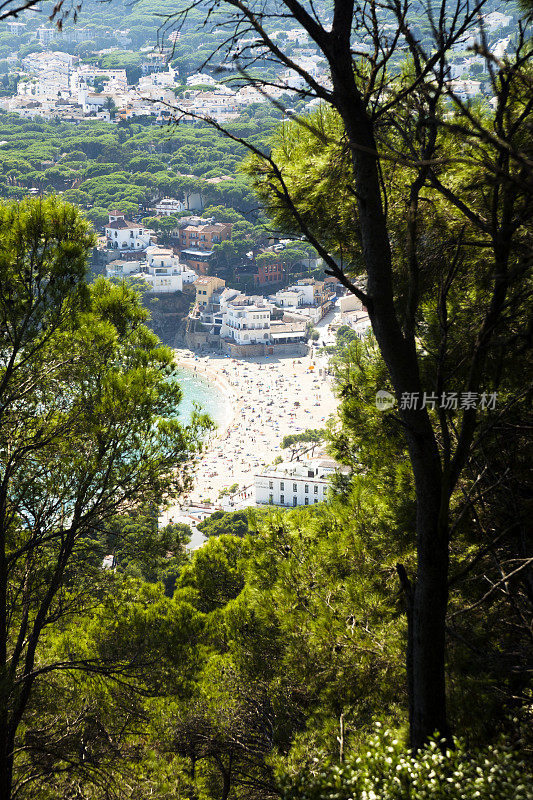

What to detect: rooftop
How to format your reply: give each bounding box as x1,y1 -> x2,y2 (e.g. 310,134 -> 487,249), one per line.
106,219 -> 143,230
182,249 -> 214,258
256,458 -> 348,481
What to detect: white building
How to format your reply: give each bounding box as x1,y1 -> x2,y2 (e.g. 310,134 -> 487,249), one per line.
270,287 -> 306,309
448,79 -> 481,102
220,302 -> 271,345
339,294 -> 364,319
154,197 -> 186,216
105,259 -> 143,279
270,279 -> 324,313
79,89 -> 110,114
145,245 -> 196,286
483,11 -> 512,30
105,212 -> 152,252
186,72 -> 216,86
71,66 -> 127,92
255,458 -> 345,507
35,26 -> 57,46
106,247 -> 197,293
22,51 -> 76,77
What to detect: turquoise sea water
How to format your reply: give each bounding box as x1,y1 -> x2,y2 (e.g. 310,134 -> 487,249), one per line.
173,367 -> 228,429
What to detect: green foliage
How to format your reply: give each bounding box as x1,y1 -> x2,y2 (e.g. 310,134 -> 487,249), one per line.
244,109 -> 361,265
281,428 -> 325,448
202,204 -> 245,222
336,324 -> 358,346
0,196 -> 209,797
102,506 -> 192,594
197,509 -> 250,538
0,115 -> 265,216
281,727 -> 533,800
176,535 -> 248,613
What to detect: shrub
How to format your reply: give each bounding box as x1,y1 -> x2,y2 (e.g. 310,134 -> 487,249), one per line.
281,726 -> 532,800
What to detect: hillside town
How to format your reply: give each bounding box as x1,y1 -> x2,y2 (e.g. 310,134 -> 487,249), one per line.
99,208 -> 367,354
0,9 -> 517,121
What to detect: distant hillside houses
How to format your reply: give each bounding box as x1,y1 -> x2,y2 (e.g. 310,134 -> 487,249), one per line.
483,11 -> 513,30
2,46 -> 320,122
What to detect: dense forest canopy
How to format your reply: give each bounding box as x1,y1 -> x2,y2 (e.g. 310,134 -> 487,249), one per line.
0,113 -> 282,216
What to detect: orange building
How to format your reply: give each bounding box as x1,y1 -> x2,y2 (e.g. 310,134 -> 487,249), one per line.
253,260 -> 284,287
180,222 -> 233,275
180,222 -> 232,252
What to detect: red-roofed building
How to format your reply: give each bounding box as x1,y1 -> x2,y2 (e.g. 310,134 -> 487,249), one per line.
180,222 -> 232,252
105,213 -> 152,251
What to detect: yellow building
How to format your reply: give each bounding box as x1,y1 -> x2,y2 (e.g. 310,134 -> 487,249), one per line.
194,276 -> 225,307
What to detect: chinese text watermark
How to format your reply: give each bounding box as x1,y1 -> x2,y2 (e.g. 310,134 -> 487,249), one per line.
375,391 -> 497,411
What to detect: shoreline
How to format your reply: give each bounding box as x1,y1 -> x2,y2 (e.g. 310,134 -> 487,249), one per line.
173,350 -> 237,439
170,348 -> 337,508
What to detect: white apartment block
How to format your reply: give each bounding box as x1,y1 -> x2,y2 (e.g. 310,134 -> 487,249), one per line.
186,72 -> 217,86
146,246 -> 197,286
154,198 -> 186,216
255,458 -> 343,507
106,247 -> 197,293
220,303 -> 271,345
105,213 -> 152,251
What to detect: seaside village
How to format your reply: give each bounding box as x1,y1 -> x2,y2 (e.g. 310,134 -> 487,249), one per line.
1,31 -> 330,121
94,205 -> 366,545
0,10 -> 514,121
1,8 -> 516,548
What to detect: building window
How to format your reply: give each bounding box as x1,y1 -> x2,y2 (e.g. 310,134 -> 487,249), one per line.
305,497 -> 309,505
293,497 -> 297,507
280,481 -> 284,490
305,484 -> 309,493
314,485 -> 318,494
269,494 -> 273,504
293,483 -> 297,492
280,494 -> 284,504
269,480 -> 273,489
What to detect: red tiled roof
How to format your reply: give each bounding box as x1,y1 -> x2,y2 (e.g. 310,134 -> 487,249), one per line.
106,219 -> 142,230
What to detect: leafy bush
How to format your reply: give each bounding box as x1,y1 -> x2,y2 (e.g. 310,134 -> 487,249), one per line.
281,726 -> 532,800
198,509 -> 250,538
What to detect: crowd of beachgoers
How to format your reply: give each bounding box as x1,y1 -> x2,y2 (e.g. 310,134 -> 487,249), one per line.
173,350 -> 337,508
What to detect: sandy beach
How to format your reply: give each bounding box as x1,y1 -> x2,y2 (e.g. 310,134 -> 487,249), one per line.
173,349 -> 338,507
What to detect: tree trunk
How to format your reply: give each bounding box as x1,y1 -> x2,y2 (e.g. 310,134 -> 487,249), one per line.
220,752 -> 232,800
331,60 -> 452,748
0,738 -> 14,800
410,459 -> 451,750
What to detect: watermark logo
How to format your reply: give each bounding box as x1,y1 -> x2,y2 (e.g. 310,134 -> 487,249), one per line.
375,390 -> 396,411
399,391 -> 497,411
375,390 -> 498,411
